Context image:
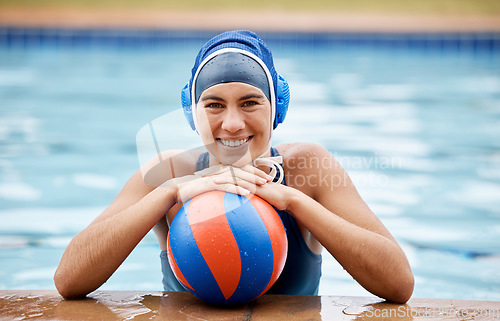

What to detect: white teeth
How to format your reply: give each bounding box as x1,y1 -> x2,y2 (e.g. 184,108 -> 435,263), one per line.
220,137 -> 249,147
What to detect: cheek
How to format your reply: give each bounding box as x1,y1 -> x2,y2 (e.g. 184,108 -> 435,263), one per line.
254,110 -> 272,136
195,108 -> 214,141
196,106 -> 216,129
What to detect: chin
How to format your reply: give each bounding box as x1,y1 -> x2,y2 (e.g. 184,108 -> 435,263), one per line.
218,149 -> 253,166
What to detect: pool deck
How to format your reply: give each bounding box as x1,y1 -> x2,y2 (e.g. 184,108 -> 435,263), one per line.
0,290 -> 499,320
1,7 -> 500,33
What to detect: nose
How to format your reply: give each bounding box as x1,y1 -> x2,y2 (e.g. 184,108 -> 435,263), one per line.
221,107 -> 245,133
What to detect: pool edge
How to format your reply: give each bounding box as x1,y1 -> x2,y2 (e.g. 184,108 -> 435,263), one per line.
0,290 -> 499,320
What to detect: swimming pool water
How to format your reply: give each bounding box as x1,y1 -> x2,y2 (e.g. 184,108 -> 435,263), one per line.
1,30 -> 499,300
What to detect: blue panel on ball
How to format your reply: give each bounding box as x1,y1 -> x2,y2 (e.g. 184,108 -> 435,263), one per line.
169,200 -> 226,304
223,193 -> 273,304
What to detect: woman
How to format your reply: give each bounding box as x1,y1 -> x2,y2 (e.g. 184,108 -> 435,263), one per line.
54,30 -> 414,303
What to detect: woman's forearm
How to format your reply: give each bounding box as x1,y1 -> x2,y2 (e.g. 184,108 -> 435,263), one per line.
287,189 -> 414,303
54,186 -> 176,298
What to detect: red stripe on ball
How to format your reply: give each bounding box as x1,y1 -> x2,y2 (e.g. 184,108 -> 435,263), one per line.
188,191 -> 241,300
167,234 -> 194,291
246,194 -> 288,296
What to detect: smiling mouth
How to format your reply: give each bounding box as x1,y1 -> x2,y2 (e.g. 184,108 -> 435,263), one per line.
217,137 -> 251,147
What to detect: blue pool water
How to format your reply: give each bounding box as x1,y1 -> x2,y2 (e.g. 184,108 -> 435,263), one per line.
1,29 -> 499,300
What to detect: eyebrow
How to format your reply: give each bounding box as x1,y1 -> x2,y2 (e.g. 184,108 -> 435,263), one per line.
200,95 -> 226,102
239,93 -> 265,101
200,93 -> 265,102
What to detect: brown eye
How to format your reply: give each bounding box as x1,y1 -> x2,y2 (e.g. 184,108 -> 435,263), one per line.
206,103 -> 223,109
242,101 -> 258,107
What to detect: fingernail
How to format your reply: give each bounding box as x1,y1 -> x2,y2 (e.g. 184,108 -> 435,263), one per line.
257,177 -> 267,184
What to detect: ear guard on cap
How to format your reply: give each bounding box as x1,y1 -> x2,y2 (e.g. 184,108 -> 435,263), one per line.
181,75 -> 290,131
181,83 -> 195,130
274,74 -> 289,129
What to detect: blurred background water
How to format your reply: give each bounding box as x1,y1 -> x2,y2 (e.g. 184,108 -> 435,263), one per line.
0,30 -> 499,300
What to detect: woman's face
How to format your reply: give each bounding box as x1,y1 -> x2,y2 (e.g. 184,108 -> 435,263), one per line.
196,82 -> 272,166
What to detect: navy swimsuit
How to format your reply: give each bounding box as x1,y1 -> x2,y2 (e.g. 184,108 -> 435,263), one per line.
160,147 -> 322,295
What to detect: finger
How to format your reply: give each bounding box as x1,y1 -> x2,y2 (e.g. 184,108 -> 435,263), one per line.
239,164 -> 274,181
205,169 -> 259,186
213,183 -> 251,196
198,164 -> 272,184
226,166 -> 269,185
205,175 -> 257,194
194,164 -> 227,177
211,176 -> 257,193
233,168 -> 267,185
212,175 -> 259,188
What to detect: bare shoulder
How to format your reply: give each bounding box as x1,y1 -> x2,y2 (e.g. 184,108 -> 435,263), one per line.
96,149 -> 200,224
141,149 -> 202,188
275,143 -> 341,198
275,142 -> 332,160
275,142 -> 340,174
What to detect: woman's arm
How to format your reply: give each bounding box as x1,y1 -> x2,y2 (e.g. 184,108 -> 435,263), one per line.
256,143 -> 414,303
54,154 -> 269,299
288,188 -> 414,303
54,170 -> 177,299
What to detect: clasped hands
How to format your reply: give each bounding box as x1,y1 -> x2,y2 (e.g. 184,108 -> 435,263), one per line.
162,164 -> 275,204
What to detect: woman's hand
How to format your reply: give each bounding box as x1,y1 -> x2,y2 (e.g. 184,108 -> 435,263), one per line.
201,164 -> 295,212
252,181 -> 295,211
165,164 -> 274,204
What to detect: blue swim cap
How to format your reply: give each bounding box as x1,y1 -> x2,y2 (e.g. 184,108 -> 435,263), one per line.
181,30 -> 289,130
194,51 -> 271,103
